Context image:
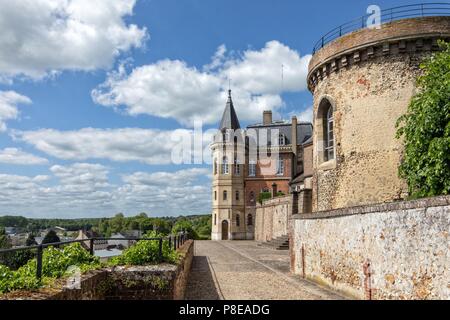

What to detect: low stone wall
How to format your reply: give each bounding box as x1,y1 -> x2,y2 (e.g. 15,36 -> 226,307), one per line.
291,196 -> 450,300
255,195 -> 292,241
1,240 -> 194,300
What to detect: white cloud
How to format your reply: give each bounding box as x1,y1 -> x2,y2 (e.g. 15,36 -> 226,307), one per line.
0,0 -> 147,80
297,106 -> 313,123
0,91 -> 32,131
0,148 -> 48,165
13,127 -> 202,165
0,166 -> 211,218
92,41 -> 311,127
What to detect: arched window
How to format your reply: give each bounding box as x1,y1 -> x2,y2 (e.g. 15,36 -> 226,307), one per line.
278,134 -> 285,146
222,156 -> 229,174
235,190 -> 239,201
223,190 -> 228,201
247,214 -> 253,226
325,106 -> 334,161
236,214 -> 240,227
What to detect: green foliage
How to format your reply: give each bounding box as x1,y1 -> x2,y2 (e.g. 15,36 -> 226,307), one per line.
25,234 -> 37,247
0,243 -> 101,294
396,41 -> 450,198
172,220 -> 198,240
109,231 -> 178,266
258,192 -> 272,204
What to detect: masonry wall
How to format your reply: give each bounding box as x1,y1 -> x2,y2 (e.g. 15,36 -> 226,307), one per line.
255,195 -> 292,242
291,196 -> 450,300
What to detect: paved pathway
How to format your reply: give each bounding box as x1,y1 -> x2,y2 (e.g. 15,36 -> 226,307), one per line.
185,240 -> 344,300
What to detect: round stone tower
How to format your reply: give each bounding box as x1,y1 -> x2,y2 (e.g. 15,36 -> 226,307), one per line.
308,16 -> 450,212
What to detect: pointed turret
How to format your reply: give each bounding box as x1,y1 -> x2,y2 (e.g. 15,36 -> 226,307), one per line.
219,90 -> 240,130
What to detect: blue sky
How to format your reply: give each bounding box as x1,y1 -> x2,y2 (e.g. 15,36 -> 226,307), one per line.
0,0 -> 431,218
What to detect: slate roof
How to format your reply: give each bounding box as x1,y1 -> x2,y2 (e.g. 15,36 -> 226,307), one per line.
219,90 -> 241,130
246,122 -> 313,146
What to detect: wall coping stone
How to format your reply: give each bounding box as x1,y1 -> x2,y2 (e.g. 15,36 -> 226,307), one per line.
292,195 -> 450,220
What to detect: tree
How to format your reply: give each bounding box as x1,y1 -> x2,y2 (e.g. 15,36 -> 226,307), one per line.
396,41 -> 450,198
42,230 -> 60,244
172,220 -> 199,240
110,213 -> 125,233
25,233 -> 37,247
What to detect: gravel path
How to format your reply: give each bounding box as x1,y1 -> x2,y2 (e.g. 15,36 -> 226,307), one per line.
185,240 -> 344,300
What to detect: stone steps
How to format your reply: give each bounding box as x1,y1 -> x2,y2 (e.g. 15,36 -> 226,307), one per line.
258,235 -> 289,250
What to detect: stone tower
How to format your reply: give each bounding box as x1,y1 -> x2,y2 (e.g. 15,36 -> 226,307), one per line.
211,90 -> 247,240
307,16 -> 450,212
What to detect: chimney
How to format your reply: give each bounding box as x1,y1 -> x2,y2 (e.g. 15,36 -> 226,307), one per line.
263,110 -> 272,125
291,116 -> 298,177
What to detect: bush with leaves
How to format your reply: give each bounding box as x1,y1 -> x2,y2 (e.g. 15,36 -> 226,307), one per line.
109,231 -> 178,266
0,243 -> 101,294
396,41 -> 450,198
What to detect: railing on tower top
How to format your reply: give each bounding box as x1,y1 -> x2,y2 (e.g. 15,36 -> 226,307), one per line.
312,3 -> 450,54
0,231 -> 188,280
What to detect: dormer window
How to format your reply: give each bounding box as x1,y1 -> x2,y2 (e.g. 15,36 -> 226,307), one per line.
278,134 -> 285,146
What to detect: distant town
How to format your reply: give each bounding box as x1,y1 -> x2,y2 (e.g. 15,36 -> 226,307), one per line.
0,214 -> 210,261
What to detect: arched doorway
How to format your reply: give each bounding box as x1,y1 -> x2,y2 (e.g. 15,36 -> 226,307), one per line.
221,220 -> 229,240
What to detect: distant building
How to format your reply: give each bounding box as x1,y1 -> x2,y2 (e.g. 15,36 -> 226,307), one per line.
75,230 -> 108,251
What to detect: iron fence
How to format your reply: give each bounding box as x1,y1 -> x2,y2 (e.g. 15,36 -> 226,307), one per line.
0,231 -> 188,280
313,3 -> 450,54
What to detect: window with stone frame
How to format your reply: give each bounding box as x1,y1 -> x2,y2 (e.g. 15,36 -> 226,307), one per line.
249,160 -> 256,176
278,134 -> 285,146
235,190 -> 239,201
234,158 -> 240,175
247,214 -> 253,226
223,190 -> 227,201
276,159 -> 284,175
236,214 -> 240,227
222,156 -> 229,174
214,159 -> 218,175
325,106 -> 334,161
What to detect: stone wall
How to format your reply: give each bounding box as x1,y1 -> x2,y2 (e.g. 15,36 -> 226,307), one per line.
1,240 -> 194,300
291,196 -> 450,300
255,195 -> 292,241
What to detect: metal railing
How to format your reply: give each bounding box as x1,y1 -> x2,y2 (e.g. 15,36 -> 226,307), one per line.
0,231 -> 188,280
313,3 -> 450,54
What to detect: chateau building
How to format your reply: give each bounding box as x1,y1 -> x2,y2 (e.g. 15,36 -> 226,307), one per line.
210,90 -> 312,240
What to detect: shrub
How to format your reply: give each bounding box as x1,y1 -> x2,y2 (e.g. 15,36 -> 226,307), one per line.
109,231 -> 178,266
396,41 -> 450,198
0,243 -> 101,294
258,192 -> 272,204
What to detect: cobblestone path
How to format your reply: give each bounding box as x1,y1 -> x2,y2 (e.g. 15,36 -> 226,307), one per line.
185,240 -> 344,300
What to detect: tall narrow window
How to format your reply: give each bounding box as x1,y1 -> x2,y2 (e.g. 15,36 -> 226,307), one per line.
214,159 -> 218,175
235,190 -> 239,201
223,190 -> 227,201
214,191 -> 217,200
276,159 -> 284,175
249,160 -> 256,177
214,214 -> 217,225
247,214 -> 253,226
250,191 -> 255,204
234,158 -> 240,175
325,106 -> 334,161
222,156 -> 229,174
236,214 -> 240,227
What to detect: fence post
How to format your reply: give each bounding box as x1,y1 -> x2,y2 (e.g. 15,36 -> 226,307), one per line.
168,236 -> 172,250
89,238 -> 94,255
36,245 -> 43,280
158,238 -> 163,260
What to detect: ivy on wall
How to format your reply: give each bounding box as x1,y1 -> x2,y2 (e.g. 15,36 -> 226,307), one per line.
396,41 -> 450,198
